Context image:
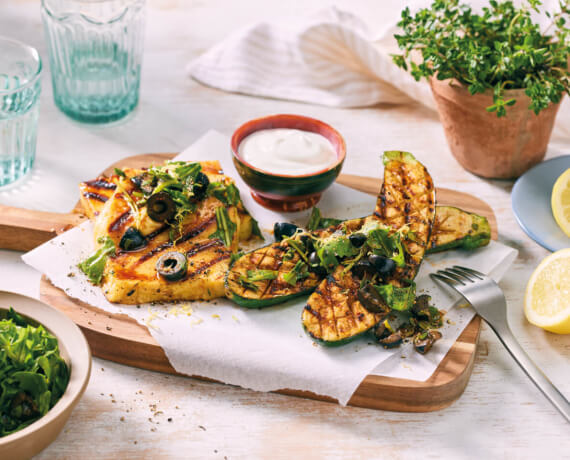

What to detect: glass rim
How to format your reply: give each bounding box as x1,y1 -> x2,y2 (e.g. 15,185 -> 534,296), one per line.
41,0 -> 145,26
0,36 -> 42,96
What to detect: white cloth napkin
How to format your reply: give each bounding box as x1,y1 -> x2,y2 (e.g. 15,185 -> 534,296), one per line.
188,6 -> 435,110
188,2 -> 563,112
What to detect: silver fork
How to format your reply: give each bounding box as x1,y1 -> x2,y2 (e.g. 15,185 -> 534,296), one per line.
430,265 -> 570,423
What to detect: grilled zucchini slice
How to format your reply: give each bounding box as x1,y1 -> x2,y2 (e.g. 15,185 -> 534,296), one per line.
225,237 -> 322,308
302,267 -> 383,345
304,151 -> 436,345
427,206 -> 491,254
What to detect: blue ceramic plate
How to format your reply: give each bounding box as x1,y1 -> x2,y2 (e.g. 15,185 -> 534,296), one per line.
512,155 -> 570,252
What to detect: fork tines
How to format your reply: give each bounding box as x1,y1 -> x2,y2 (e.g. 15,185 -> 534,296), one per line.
430,265 -> 485,285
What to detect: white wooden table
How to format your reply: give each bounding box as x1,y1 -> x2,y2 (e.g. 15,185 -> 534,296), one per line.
1,1 -> 569,458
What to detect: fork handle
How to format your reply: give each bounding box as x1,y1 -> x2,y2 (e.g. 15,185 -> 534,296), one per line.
490,323 -> 570,423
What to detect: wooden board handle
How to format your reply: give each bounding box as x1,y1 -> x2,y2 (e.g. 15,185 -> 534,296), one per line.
0,205 -> 86,252
337,174 -> 381,196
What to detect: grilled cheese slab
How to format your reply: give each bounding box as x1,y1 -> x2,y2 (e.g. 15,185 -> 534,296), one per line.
79,160 -> 255,304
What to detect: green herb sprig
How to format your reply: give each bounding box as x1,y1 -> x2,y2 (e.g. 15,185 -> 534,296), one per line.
393,0 -> 570,116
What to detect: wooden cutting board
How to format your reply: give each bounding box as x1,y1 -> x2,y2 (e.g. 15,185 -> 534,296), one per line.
0,153 -> 497,412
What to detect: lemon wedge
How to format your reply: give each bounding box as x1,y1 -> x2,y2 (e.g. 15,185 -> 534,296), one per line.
551,168 -> 570,238
524,248 -> 570,334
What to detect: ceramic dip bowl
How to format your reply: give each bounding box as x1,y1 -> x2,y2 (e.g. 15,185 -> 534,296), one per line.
231,114 -> 346,212
0,291 -> 91,460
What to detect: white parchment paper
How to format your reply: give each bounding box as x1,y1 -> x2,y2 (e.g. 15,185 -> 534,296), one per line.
22,130 -> 517,405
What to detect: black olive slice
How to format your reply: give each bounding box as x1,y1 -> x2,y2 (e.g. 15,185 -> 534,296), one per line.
348,233 -> 366,248
351,260 -> 375,279
357,284 -> 390,314
119,227 -> 147,251
131,173 -> 156,194
156,251 -> 188,281
191,172 -> 209,200
273,222 -> 298,242
147,192 -> 176,222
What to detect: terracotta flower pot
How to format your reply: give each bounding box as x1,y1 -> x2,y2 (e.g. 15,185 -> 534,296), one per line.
430,78 -> 562,179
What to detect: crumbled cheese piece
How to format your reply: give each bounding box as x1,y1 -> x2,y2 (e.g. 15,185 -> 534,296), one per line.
145,307 -> 160,330
211,314 -> 220,320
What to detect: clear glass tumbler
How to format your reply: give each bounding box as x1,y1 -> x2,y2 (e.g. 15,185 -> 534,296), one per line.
0,37 -> 42,187
41,0 -> 145,124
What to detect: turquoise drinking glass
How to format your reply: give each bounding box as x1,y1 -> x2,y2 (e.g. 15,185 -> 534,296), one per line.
0,37 -> 42,187
41,0 -> 146,124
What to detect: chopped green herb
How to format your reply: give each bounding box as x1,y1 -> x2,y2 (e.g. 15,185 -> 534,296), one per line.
283,260 -> 310,286
229,251 -> 244,266
237,276 -> 258,291
250,218 -> 264,240
374,282 -> 416,311
210,207 -> 237,247
207,182 -> 241,206
0,308 -> 70,437
246,269 -> 278,282
307,207 -> 343,231
114,167 -> 126,178
78,236 -> 116,285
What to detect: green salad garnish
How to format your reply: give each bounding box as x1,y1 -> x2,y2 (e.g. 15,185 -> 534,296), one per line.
0,308 -> 70,437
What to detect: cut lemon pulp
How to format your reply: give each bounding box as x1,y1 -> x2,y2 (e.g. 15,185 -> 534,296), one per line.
551,168 -> 570,238
524,248 -> 570,334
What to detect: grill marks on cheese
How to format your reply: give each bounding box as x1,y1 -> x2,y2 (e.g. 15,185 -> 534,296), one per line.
79,160 -> 252,304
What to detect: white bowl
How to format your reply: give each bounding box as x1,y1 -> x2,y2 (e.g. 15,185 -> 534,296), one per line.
0,291 -> 91,460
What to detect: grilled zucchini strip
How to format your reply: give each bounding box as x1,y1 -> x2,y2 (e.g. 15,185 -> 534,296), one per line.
376,151 -> 436,284
427,206 -> 491,254
304,151 -> 436,345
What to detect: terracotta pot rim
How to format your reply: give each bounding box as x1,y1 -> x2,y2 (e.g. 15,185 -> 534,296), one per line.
430,77 -> 534,99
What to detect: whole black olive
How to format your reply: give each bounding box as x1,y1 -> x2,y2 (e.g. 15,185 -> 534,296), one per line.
368,254 -> 396,277
156,251 -> 188,281
351,260 -> 375,279
308,251 -> 320,266
119,227 -> 147,252
348,233 -> 366,248
191,172 -> 209,200
274,222 -> 298,241
147,192 -> 177,222
300,235 -> 315,253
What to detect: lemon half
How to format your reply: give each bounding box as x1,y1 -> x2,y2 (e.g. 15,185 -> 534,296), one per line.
524,248 -> 570,334
551,168 -> 570,238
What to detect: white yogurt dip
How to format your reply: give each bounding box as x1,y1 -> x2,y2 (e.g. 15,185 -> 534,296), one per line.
238,128 -> 338,175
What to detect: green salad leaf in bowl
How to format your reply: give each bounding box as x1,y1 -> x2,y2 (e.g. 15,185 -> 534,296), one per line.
0,308 -> 70,437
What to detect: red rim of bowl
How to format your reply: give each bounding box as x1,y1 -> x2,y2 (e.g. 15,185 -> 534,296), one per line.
231,114 -> 346,179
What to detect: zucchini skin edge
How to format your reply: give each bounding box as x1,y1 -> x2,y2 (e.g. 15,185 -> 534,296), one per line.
302,323 -> 375,347
227,286 -> 317,309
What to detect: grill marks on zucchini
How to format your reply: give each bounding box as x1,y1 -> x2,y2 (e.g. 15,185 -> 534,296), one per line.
375,151 -> 436,284
428,206 -> 491,253
303,151 -> 436,345
225,241 -> 321,308
302,268 -> 382,344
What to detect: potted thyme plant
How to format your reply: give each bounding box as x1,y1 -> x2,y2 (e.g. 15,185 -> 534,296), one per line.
392,0 -> 570,179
